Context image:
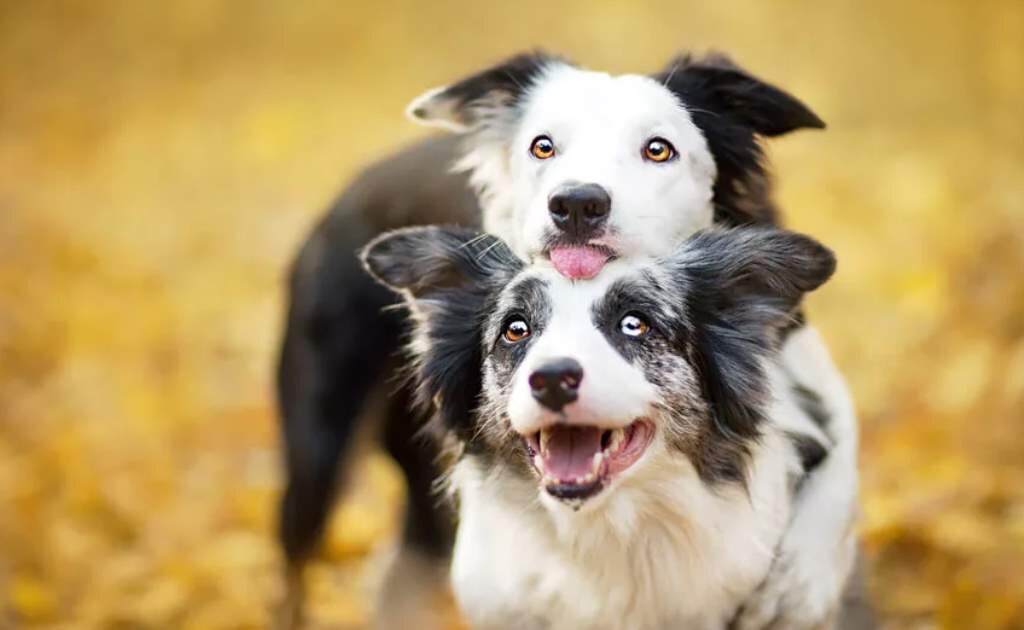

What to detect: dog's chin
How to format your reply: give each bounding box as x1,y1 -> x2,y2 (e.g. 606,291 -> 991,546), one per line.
522,419 -> 655,505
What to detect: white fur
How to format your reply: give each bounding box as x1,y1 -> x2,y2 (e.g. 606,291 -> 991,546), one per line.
733,326 -> 860,629
438,63 -> 718,262
449,406 -> 797,629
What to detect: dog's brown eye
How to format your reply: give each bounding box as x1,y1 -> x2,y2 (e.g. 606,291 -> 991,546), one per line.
530,135 -> 555,160
643,137 -> 675,163
504,319 -> 531,343
620,314 -> 649,337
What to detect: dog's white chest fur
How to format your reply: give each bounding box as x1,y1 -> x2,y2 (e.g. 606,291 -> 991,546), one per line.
447,429 -> 796,630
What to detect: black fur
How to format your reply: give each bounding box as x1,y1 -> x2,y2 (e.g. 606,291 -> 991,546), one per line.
488,276 -> 552,375
661,52 -> 824,137
277,227 -> 405,563
410,51 -> 564,130
591,273 -> 680,367
792,380 -> 832,433
585,229 -> 835,486
674,229 -> 836,484
785,430 -> 829,476
276,135 -> 478,573
362,226 -> 523,448
380,381 -> 456,556
654,52 -> 825,227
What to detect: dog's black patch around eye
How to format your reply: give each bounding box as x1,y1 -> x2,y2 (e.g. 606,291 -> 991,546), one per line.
488,276 -> 551,372
590,275 -> 679,363
490,315 -> 534,378
504,277 -> 551,332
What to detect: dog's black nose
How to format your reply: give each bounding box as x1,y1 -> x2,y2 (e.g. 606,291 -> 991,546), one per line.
548,183 -> 611,240
529,357 -> 583,412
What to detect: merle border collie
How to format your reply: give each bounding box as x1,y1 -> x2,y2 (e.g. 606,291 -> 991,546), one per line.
361,224 -> 837,629
277,51 -> 865,628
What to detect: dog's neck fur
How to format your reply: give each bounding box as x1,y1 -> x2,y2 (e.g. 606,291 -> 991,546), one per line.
446,410 -> 800,630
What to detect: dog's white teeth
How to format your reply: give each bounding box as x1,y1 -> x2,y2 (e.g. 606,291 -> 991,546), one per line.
540,427 -> 553,455
575,466 -> 598,485
606,427 -> 625,453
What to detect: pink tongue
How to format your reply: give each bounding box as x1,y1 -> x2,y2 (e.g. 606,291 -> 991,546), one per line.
542,426 -> 604,481
549,246 -> 609,280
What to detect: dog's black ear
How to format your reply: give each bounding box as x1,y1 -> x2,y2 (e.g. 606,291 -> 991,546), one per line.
657,51 -> 824,137
361,225 -> 522,299
361,226 -> 522,445
677,227 -> 836,323
406,51 -> 565,132
667,228 -> 835,476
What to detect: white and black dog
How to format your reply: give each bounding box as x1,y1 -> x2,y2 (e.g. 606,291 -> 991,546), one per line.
362,224 -> 841,629
277,51 -> 865,628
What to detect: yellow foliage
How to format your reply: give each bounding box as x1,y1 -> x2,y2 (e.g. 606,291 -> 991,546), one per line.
0,1 -> 1022,628
9,575 -> 57,623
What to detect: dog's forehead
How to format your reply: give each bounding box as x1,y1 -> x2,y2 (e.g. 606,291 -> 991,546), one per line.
524,65 -> 689,127
498,260 -> 661,315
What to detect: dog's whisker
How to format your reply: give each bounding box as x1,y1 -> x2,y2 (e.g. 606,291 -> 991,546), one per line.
502,69 -> 526,92
459,233 -> 492,250
475,239 -> 503,261
661,57 -> 684,87
683,107 -> 721,118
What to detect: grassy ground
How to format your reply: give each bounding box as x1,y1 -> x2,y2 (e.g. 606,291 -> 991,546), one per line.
1,2 -> 1023,628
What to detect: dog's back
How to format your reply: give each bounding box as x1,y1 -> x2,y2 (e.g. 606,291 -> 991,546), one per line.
276,134 -> 479,625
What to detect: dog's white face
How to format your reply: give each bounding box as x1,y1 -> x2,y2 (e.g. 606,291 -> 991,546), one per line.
407,52 -> 824,280
506,65 -> 716,270
500,264 -> 661,438
485,262 -> 684,507
362,226 -> 836,510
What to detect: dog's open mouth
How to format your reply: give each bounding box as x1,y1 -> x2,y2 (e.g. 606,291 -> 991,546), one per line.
547,244 -> 616,280
523,419 -> 655,501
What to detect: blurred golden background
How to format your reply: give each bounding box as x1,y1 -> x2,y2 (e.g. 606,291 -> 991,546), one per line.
1,1 -> 1022,628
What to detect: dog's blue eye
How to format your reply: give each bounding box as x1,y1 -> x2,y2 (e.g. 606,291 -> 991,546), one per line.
620,314 -> 650,337
503,319 -> 531,343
